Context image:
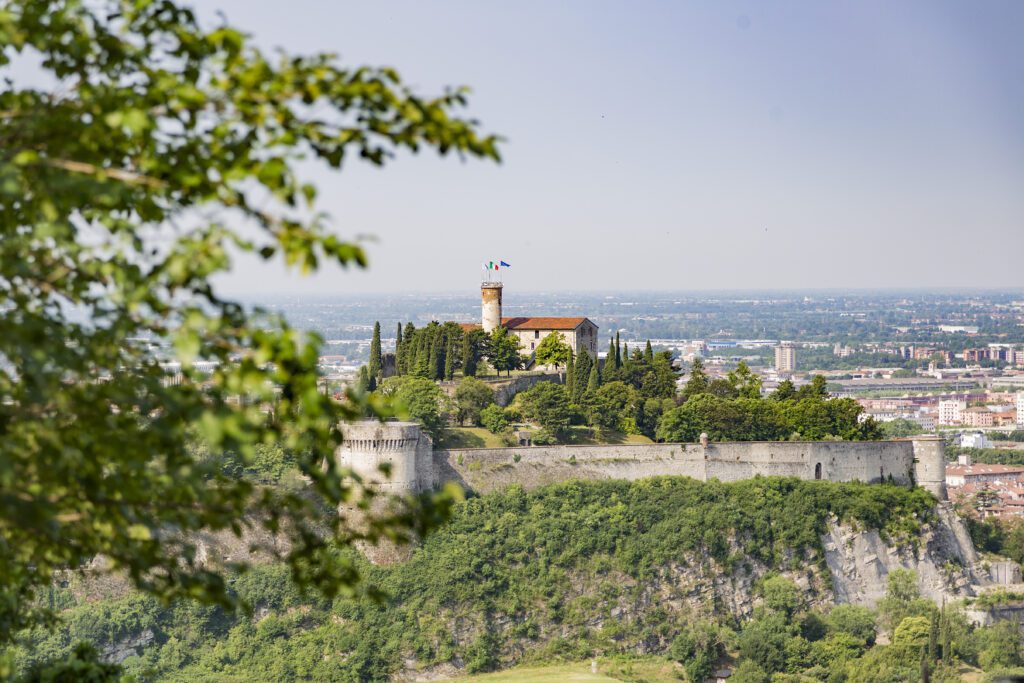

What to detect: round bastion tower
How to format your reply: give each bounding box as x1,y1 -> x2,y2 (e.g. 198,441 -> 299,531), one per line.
911,435 -> 947,501
336,421 -> 429,497
336,421 -> 432,564
481,281 -> 503,333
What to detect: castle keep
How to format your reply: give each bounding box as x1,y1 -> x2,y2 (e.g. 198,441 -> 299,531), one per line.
338,421 -> 948,501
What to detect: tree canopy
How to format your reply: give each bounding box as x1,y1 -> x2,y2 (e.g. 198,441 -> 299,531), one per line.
0,0 -> 498,641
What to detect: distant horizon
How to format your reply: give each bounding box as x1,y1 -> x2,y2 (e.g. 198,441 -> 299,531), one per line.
224,285 -> 1024,301
195,0 -> 1024,294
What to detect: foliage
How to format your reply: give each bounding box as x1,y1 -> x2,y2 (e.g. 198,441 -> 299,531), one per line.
518,382 -> 572,439
668,619 -> 723,683
656,392 -> 880,443
454,377 -> 496,427
381,376 -> 448,441
880,418 -> 924,438
2,478 -> 944,680
0,0 -> 497,642
480,405 -> 509,435
486,327 -> 525,376
534,333 -> 572,369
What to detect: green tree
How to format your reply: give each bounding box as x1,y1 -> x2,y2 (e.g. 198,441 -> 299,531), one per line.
454,377 -> 495,427
357,365 -> 371,393
385,377 -> 448,441
369,322 -> 382,381
519,382 -> 572,439
534,332 -> 572,369
486,327 -> 524,376
461,328 -> 484,378
444,334 -> 457,381
669,620 -> 723,683
880,418 -> 924,439
587,360 -> 600,393
479,404 -> 508,434
771,379 -> 797,401
643,340 -> 654,364
572,351 -> 593,404
826,604 -> 877,646
403,323 -> 417,374
0,0 -> 496,640
394,322 -> 405,376
584,382 -> 638,431
565,349 -> 576,395
682,357 -> 710,401
728,361 -> 763,399
602,338 -> 618,383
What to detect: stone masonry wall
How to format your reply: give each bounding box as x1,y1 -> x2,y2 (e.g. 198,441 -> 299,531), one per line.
431,440 -> 919,496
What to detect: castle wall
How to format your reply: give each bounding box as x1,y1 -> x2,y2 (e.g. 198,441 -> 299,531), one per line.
434,440 -> 919,495
338,423 -> 942,503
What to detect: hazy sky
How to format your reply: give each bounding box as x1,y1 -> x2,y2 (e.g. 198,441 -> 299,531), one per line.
195,1 -> 1024,295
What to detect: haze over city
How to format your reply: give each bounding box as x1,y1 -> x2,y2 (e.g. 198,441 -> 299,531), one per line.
192,0 -> 1024,295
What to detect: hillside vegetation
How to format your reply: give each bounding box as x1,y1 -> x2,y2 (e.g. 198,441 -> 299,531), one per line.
5,478 -> 947,681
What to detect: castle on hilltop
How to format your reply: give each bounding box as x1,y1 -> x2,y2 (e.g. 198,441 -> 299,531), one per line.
461,280 -> 599,359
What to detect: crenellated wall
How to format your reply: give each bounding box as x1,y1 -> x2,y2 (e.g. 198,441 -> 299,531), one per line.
337,422 -> 948,501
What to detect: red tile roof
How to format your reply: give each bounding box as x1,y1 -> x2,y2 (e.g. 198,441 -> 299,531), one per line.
501,316 -> 592,330
456,317 -> 594,332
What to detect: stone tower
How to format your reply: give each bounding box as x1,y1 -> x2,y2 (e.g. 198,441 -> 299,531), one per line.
336,421 -> 433,563
481,281 -> 503,333
911,435 -> 948,501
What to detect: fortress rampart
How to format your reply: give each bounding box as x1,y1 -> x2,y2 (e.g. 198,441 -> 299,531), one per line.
338,422 -> 948,500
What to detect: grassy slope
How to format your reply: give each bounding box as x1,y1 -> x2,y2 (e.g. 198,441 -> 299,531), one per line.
452,657 -> 680,682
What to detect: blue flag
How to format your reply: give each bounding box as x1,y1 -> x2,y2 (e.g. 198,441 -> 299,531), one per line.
500,260 -> 511,267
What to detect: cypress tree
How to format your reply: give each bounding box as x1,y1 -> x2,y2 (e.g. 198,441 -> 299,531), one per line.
394,322 -> 404,375
587,359 -> 599,392
444,335 -> 456,381
413,334 -> 429,377
573,351 -> 592,403
602,338 -> 618,383
368,321 -> 382,380
402,323 -> 416,375
940,605 -> 952,665
462,333 -> 477,377
566,349 -> 575,396
622,343 -> 630,364
928,610 -> 938,663
428,335 -> 440,380
644,339 -> 654,364
614,331 -> 621,368
356,365 -> 370,392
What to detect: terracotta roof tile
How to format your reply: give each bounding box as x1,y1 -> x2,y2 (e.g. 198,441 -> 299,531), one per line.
501,316 -> 593,330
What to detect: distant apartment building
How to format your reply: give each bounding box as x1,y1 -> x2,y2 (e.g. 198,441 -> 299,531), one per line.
960,432 -> 993,449
833,343 -> 855,358
946,463 -> 1024,488
938,399 -> 966,425
963,407 -> 995,428
1018,393 -> 1024,426
774,342 -> 797,373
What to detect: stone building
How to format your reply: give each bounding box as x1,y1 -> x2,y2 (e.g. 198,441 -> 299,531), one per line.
470,281 -> 599,358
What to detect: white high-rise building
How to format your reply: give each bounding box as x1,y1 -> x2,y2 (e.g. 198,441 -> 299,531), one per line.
938,399 -> 966,426
775,342 -> 797,373
1016,393 -> 1024,426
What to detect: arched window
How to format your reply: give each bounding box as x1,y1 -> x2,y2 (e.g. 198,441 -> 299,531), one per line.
814,463 -> 822,480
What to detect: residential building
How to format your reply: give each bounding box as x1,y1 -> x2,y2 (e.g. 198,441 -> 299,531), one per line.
962,407 -> 994,428
774,342 -> 797,373
959,432 -> 993,449
1018,393 -> 1024,426
938,399 -> 966,425
946,463 -> 1024,488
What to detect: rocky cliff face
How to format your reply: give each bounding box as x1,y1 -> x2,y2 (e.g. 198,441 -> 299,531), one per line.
824,503 -> 984,608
